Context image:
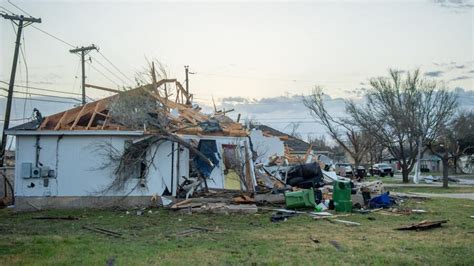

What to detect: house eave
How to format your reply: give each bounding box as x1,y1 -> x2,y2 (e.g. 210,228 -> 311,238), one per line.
5,129 -> 145,136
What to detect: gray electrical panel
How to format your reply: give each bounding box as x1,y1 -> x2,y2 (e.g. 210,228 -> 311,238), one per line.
21,163 -> 32,178
21,163 -> 56,178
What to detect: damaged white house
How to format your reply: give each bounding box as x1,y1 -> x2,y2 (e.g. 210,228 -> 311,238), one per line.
6,79 -> 256,210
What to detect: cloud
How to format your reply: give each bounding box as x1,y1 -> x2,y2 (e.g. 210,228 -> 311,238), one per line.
221,96 -> 249,104
433,0 -> 474,9
344,88 -> 367,97
424,71 -> 444,77
216,87 -> 474,139
450,75 -> 472,81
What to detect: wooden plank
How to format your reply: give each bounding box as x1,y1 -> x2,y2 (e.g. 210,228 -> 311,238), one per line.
54,111 -> 69,130
243,141 -> 254,193
85,83 -> 121,93
39,116 -> 49,129
180,111 -> 198,125
175,81 -> 190,103
183,109 -> 206,123
86,103 -> 101,130
70,103 -> 92,129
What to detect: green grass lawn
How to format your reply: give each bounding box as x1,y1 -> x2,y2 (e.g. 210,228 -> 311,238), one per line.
364,175 -> 401,184
1,197 -> 473,265
387,186 -> 474,194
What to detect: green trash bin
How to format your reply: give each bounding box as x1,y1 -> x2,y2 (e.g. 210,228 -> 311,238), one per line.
333,180 -> 352,212
285,188 -> 316,209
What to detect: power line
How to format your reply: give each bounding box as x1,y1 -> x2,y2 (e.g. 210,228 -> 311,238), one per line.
0,81 -> 82,96
7,0 -> 32,16
0,117 -> 29,122
1,11 -> 42,167
0,5 -> 15,14
0,87 -> 82,102
30,25 -> 75,48
72,59 -> 81,93
90,55 -> 128,86
0,94 -> 78,104
86,60 -> 121,87
20,29 -> 30,121
97,50 -> 135,84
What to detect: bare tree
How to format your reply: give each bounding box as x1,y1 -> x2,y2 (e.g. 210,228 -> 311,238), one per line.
365,137 -> 387,172
94,60 -> 213,193
426,111 -> 474,188
285,122 -> 302,139
346,69 -> 457,183
303,87 -> 371,168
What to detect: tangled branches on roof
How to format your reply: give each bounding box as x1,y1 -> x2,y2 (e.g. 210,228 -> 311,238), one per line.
108,87 -> 169,132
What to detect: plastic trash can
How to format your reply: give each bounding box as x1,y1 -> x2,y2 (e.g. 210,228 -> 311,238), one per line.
333,180 -> 352,212
284,188 -> 316,209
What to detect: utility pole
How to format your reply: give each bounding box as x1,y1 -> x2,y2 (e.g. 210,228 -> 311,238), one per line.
184,65 -> 189,95
69,45 -> 97,104
0,13 -> 41,167
184,65 -> 195,105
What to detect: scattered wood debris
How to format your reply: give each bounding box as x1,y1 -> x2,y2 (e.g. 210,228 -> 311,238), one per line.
232,194 -> 255,204
176,227 -> 214,237
173,202 -> 258,214
328,240 -> 343,251
254,193 -> 285,205
82,225 -> 123,238
309,236 -> 320,244
395,220 -> 448,231
33,216 -> 79,220
331,219 -> 361,226
313,213 -> 350,220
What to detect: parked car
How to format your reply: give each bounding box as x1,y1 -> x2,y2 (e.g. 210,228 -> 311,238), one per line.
334,163 -> 353,177
355,165 -> 366,179
369,163 -> 394,177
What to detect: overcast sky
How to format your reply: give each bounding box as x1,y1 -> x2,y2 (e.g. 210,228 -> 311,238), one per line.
1,0 -> 473,139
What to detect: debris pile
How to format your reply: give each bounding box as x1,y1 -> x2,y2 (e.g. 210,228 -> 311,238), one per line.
36,80 -> 247,137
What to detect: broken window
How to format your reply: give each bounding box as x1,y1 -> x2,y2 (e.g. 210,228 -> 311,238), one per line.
222,144 -> 242,190
124,140 -> 147,179
193,140 -> 219,178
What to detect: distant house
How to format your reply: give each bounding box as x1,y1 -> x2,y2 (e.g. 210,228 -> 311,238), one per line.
382,149 -> 442,173
6,80 -> 256,210
249,124 -> 330,164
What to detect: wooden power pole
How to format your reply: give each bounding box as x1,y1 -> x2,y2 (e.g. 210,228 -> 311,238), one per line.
69,45 -> 97,104
184,65 -> 189,94
0,13 -> 41,167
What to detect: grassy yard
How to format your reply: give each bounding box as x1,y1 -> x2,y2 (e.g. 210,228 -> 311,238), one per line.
1,196 -> 473,265
387,186 -> 474,194
364,176 -> 401,184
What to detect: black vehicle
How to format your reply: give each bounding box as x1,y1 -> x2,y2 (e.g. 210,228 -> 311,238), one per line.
356,165 -> 366,179
369,163 -> 394,177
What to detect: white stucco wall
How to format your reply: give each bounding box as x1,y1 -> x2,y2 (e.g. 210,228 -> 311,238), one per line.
13,133 -> 257,198
14,135 -> 174,197
249,129 -> 285,165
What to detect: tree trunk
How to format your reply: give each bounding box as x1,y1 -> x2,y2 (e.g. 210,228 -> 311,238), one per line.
453,157 -> 458,174
442,157 -> 449,189
402,164 -> 409,183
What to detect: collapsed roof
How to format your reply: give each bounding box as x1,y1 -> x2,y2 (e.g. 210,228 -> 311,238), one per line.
9,79 -> 247,137
251,124 -> 313,153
